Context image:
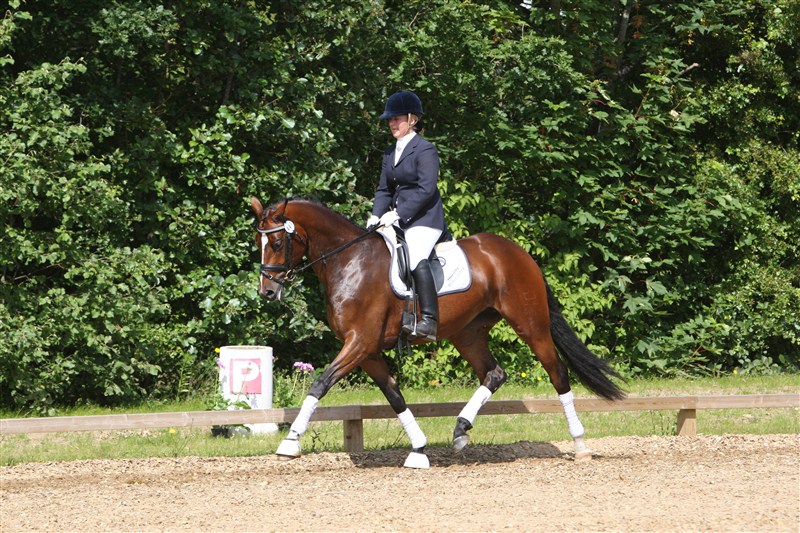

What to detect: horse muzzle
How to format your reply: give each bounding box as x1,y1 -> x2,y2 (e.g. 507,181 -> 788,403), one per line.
259,264 -> 291,301
259,284 -> 283,301
258,272 -> 286,301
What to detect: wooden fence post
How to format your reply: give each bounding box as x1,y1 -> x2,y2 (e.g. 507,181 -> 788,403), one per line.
676,409 -> 697,436
343,419 -> 364,452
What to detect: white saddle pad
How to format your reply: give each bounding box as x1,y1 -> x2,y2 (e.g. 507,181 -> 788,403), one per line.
377,227 -> 472,298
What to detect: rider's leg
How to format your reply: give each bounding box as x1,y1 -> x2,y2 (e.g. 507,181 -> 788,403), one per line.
411,260 -> 438,341
405,226 -> 442,342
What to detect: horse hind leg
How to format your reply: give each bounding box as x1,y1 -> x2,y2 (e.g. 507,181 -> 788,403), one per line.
503,307 -> 594,460
557,387 -> 593,460
449,311 -> 506,452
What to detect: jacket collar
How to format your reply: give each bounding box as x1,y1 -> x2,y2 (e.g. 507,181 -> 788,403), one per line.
393,133 -> 420,167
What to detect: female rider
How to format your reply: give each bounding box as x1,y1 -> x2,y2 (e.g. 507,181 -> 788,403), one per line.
367,90 -> 446,342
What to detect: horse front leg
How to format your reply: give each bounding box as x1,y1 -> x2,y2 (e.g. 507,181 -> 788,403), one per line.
275,340 -> 364,460
359,355 -> 429,469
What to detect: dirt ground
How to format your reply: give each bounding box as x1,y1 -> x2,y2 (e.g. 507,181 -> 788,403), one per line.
1,434 -> 798,532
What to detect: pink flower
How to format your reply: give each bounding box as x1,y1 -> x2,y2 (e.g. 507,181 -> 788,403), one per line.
293,361 -> 314,373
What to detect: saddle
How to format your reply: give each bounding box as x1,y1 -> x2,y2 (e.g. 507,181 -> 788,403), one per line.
376,225 -> 471,298
376,225 -> 471,355
393,228 -> 448,292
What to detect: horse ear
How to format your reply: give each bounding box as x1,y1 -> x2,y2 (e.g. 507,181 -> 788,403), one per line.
271,198 -> 288,221
250,196 -> 264,219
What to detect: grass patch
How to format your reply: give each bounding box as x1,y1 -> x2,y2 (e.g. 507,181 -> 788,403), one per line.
1,374 -> 797,466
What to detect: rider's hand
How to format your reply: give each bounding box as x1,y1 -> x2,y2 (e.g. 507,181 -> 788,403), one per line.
379,210 -> 400,227
366,215 -> 380,228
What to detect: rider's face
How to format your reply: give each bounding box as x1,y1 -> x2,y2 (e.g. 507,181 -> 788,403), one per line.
388,114 -> 416,139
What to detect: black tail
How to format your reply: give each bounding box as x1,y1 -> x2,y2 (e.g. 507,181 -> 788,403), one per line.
546,283 -> 626,401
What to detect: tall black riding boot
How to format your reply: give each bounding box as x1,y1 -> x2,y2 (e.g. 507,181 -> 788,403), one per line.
411,259 -> 439,342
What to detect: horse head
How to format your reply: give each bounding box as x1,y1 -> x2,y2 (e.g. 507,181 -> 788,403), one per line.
250,196 -> 308,301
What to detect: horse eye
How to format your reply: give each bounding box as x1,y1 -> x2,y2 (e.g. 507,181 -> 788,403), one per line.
272,239 -> 283,251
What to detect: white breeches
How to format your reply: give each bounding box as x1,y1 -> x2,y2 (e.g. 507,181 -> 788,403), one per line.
404,225 -> 442,269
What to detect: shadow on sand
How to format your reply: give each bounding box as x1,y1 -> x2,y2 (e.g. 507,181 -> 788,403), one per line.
347,440 -> 566,469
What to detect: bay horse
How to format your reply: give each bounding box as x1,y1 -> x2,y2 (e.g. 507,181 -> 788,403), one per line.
251,196 -> 624,468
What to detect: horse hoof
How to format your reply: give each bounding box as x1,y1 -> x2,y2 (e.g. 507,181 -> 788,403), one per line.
573,436 -> 593,461
575,450 -> 593,462
453,434 -> 470,452
403,451 -> 430,469
275,438 -> 301,459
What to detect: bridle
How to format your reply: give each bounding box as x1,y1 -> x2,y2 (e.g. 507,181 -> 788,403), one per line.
257,219 -> 305,286
257,213 -> 381,289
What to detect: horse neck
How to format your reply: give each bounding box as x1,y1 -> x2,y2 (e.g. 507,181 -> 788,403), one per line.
288,201 -> 367,266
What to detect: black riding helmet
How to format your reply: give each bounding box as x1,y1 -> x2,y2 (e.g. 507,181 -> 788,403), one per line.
379,90 -> 424,119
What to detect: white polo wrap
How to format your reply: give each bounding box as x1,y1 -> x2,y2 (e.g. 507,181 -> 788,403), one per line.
398,408 -> 427,449
287,395 -> 319,439
458,385 -> 493,424
558,391 -> 585,439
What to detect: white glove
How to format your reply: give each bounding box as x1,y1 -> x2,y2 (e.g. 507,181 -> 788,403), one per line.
379,209 -> 400,227
366,215 -> 380,228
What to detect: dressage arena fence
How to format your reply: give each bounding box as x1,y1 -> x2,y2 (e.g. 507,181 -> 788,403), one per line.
1,394 -> 797,452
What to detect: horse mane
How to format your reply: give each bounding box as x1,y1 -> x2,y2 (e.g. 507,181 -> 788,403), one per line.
273,196 -> 366,234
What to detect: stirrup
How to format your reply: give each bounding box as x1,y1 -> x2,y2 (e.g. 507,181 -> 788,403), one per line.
411,331 -> 437,342
401,310 -> 416,335
410,318 -> 437,341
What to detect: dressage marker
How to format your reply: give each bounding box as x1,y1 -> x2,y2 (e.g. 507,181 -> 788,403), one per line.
216,345 -> 278,434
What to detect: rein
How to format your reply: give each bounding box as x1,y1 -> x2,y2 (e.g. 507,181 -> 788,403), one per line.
259,219 -> 381,287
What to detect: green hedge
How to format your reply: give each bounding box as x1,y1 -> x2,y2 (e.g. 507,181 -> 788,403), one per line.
1,0 -> 797,413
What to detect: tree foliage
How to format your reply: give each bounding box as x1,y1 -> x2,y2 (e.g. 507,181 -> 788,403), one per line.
1,0 -> 797,412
